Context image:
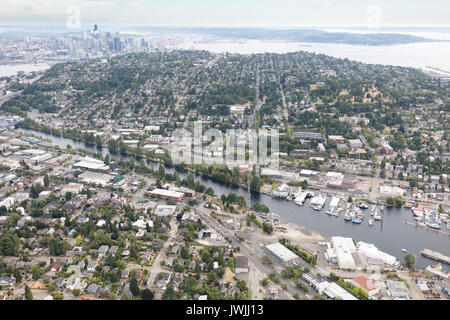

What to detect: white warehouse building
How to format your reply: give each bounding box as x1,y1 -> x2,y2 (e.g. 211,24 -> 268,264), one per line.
265,243 -> 300,266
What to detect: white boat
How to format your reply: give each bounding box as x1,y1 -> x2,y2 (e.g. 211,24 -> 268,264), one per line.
426,221 -> 441,229
401,249 -> 407,253
374,211 -> 382,221
368,218 -> 374,226
359,202 -> 369,209
426,264 -> 449,280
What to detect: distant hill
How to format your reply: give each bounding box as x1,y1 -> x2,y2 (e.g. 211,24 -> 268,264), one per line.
128,27 -> 442,46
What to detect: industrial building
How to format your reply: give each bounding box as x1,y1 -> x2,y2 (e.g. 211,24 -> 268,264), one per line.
261,168 -> 299,181
316,281 -> 358,300
149,189 -> 185,201
265,242 -> 300,266
78,171 -> 113,186
326,172 -> 345,188
73,156 -> 110,173
330,237 -> 357,270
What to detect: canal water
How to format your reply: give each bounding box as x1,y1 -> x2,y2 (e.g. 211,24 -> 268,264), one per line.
17,128 -> 450,270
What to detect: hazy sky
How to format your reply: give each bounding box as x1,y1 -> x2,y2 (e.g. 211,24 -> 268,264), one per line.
1,0 -> 449,28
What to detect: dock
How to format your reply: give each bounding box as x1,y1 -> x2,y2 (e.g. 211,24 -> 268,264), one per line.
404,220 -> 450,236
421,249 -> 450,265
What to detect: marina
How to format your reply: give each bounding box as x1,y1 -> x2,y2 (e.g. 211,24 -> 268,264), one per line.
15,128 -> 450,270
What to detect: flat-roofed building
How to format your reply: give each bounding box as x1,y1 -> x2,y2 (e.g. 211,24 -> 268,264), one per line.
235,255 -> 249,274
261,168 -> 299,181
149,189 -> 185,201
265,242 -> 300,266
316,281 -> 358,300
328,135 -> 345,143
154,204 -> 177,216
73,156 -> 110,173
292,131 -> 322,140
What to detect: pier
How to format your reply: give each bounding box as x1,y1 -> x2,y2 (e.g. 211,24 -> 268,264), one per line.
404,220 -> 450,236
421,249 -> 450,265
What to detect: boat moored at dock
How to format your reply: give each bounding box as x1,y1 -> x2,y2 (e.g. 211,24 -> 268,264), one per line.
425,264 -> 449,280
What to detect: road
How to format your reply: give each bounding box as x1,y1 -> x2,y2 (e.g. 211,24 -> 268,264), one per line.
195,202 -> 316,300
147,217 -> 179,290
0,90 -> 23,107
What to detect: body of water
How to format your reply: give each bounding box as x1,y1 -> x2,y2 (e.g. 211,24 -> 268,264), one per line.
17,128 -> 450,270
0,63 -> 51,78
175,39 -> 450,73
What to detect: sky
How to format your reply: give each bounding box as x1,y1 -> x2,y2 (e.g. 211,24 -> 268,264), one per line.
0,0 -> 449,28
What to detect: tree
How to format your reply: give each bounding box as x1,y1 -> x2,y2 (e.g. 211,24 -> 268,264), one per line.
65,192 -> 72,202
129,276 -> 140,297
151,238 -> 164,252
347,196 -> 353,203
404,253 -> 416,269
0,232 -> 20,256
76,235 -> 83,246
262,222 -> 273,234
25,285 -> 33,300
43,174 -> 50,187
31,265 -> 44,280
141,288 -> 154,300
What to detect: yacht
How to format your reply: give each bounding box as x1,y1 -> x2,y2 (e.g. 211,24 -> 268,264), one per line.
368,218 -> 374,226
344,212 -> 351,221
426,264 -> 449,280
374,211 -> 382,221
359,202 -> 369,209
426,221 -> 441,229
